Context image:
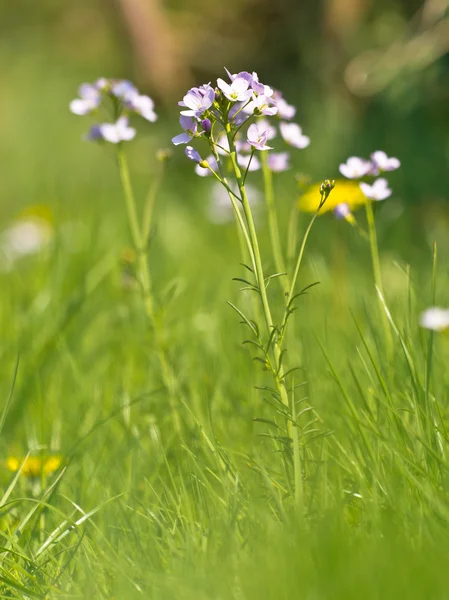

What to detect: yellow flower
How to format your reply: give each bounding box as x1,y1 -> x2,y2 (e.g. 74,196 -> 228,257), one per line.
5,455 -> 62,477
299,179 -> 367,214
18,204 -> 54,225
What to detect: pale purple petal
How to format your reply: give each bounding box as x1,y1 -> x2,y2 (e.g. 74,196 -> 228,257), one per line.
172,132 -> 192,145
360,178 -> 391,201
268,152 -> 290,172
185,146 -> 202,163
85,124 -> 104,142
99,117 -> 136,143
339,156 -> 372,179
111,80 -> 138,99
371,151 -> 401,172
70,99 -> 94,115
125,93 -> 158,122
247,123 -> 272,151
280,122 -> 310,149
179,115 -> 196,132
274,93 -> 296,120
334,203 -> 351,219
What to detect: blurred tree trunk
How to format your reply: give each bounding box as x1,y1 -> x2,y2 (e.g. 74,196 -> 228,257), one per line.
116,0 -> 192,100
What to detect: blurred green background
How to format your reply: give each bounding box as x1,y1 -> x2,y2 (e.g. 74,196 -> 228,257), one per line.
1,0 -> 448,224
1,3 -> 449,596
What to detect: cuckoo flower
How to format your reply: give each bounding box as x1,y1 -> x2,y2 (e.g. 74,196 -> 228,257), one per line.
280,122 -> 310,149
360,178 -> 391,201
268,152 -> 290,172
185,146 -> 203,164
420,307 -> 449,332
247,123 -> 272,151
179,85 -> 215,118
371,151 -> 401,174
256,118 -> 277,140
172,116 -> 199,145
244,94 -> 278,116
217,77 -> 252,102
224,70 -> 272,96
70,83 -> 101,115
273,91 -> 296,120
339,157 -> 372,179
97,117 -> 136,143
111,80 -> 138,99
125,93 -> 157,122
333,203 -> 351,219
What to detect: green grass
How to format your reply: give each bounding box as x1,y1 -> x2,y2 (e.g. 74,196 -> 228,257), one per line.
1,142 -> 448,597
2,29 -> 449,598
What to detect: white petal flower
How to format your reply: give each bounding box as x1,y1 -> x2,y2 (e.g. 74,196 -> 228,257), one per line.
420,307 -> 449,332
339,157 -> 372,179
279,122 -> 310,149
371,151 -> 400,173
359,178 -> 392,201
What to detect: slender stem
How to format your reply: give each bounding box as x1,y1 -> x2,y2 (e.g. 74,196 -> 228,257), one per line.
226,126 -> 300,502
279,206 -> 322,347
287,199 -> 300,265
365,200 -> 383,296
209,143 -> 257,273
226,128 -> 290,406
261,152 -> 289,294
141,161 -> 165,250
117,146 -> 155,320
365,200 -> 393,356
226,130 -> 274,334
116,146 -> 182,434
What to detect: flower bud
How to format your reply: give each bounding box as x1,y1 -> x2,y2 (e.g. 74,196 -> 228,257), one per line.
320,179 -> 335,194
201,119 -> 212,135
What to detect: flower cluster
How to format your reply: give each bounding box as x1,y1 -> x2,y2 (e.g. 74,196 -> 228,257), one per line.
335,151 -> 400,219
70,78 -> 157,143
171,69 -> 310,176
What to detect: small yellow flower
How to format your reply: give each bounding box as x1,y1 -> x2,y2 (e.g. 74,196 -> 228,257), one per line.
5,455 -> 62,477
299,179 -> 367,214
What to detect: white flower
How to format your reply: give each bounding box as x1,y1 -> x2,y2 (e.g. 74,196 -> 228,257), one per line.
371,151 -> 400,173
339,156 -> 372,179
0,218 -> 53,271
69,83 -> 101,116
279,122 -> 310,149
217,77 -> 252,102
420,307 -> 449,332
99,117 -> 136,144
360,178 -> 392,201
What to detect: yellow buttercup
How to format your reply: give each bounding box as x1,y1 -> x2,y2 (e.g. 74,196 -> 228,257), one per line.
5,455 -> 62,477
299,179 -> 367,214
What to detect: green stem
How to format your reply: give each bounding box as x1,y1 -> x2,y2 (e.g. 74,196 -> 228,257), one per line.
225,129 -> 291,408
280,205 -> 322,347
365,200 -> 393,357
365,200 -> 383,296
261,152 -> 289,295
209,144 -> 257,273
117,146 -> 182,434
141,161 -> 165,250
226,128 -> 302,504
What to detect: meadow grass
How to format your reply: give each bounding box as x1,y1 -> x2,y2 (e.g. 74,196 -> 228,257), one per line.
1,63 -> 449,598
